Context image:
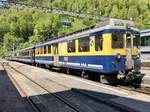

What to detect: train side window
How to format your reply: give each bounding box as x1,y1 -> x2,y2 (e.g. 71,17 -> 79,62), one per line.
31,49 -> 33,56
39,48 -> 42,54
79,37 -> 89,52
35,49 -> 37,54
38,48 -> 40,54
41,47 -> 43,54
42,47 -> 44,54
28,51 -> 30,56
44,46 -> 47,54
37,48 -> 39,54
48,45 -> 51,53
68,40 -> 75,53
24,51 -> 26,56
23,51 -> 29,56
133,33 -> 140,48
95,35 -> 103,51
26,51 -> 28,56
28,51 -> 29,56
37,48 -> 39,55
39,48 -> 41,54
112,32 -> 124,48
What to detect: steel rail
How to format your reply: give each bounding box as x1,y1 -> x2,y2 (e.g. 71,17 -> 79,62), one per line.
118,85 -> 150,95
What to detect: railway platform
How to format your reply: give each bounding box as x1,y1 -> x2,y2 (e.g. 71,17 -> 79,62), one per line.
141,68 -> 150,86
0,64 -> 36,112
0,60 -> 150,112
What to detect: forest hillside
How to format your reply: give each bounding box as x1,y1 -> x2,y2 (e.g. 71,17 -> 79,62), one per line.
0,0 -> 149,56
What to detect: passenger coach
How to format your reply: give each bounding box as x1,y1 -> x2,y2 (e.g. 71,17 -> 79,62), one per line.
140,29 -> 150,61
10,18 -> 144,86
11,47 -> 35,64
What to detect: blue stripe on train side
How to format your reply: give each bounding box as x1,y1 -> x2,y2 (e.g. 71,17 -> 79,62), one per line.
15,56 -> 33,63
34,55 -> 126,74
59,56 -> 126,74
35,56 -> 53,65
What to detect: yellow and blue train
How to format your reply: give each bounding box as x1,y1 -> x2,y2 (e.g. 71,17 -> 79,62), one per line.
9,18 -> 144,86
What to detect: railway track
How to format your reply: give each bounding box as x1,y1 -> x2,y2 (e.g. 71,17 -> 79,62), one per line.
141,67 -> 150,70
118,85 -> 150,95
1,61 -> 147,112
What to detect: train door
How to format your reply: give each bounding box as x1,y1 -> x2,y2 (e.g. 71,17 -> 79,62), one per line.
31,47 -> 35,65
125,32 -> 133,69
53,44 -> 59,66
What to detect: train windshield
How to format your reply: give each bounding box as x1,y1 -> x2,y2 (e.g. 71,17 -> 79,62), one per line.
126,32 -> 131,48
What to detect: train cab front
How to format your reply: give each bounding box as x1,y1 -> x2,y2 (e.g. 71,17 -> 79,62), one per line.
116,27 -> 145,87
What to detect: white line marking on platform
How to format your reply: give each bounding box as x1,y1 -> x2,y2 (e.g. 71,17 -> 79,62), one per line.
49,72 -> 128,95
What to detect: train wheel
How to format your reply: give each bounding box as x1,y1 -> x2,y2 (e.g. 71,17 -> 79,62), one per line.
67,68 -> 70,74
104,75 -> 119,85
81,71 -> 89,79
49,65 -> 53,71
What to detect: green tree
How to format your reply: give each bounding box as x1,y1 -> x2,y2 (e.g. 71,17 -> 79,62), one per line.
3,33 -> 23,52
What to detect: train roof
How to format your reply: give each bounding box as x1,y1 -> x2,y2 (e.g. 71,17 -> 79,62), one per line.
13,18 -> 139,51
14,46 -> 34,53
35,18 -> 139,48
141,29 -> 150,37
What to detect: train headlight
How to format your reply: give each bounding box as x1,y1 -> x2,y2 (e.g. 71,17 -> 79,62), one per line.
116,53 -> 121,62
136,54 -> 140,59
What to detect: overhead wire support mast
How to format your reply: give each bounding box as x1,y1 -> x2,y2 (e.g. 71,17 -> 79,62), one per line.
0,1 -> 104,20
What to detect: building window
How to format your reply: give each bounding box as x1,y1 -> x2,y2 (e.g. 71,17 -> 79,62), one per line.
68,40 -> 75,53
112,32 -> 124,48
95,35 -> 103,51
79,37 -> 89,52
